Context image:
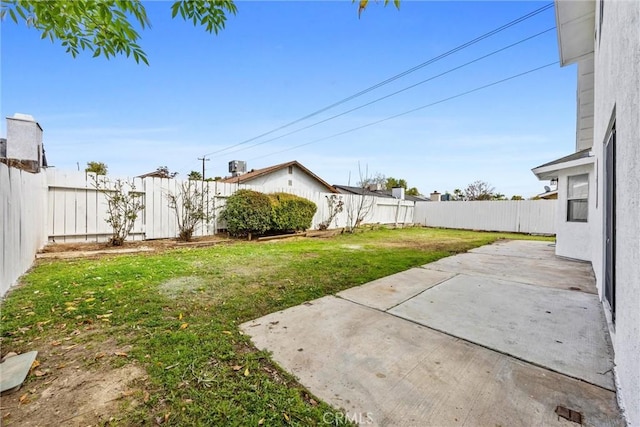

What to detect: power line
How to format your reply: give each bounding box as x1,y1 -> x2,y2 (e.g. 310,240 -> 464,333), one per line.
202,2 -> 554,157
218,26 -> 556,157
247,61 -> 559,162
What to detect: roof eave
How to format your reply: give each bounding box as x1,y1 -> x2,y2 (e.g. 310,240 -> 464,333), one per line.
555,0 -> 596,66
532,155 -> 595,180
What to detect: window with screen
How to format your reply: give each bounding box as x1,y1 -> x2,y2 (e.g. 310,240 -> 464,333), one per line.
567,174 -> 589,222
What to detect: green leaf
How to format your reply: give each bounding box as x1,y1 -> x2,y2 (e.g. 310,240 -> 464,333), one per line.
170,1 -> 180,18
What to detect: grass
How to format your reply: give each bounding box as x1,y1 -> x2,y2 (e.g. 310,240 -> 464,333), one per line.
0,227 -> 553,425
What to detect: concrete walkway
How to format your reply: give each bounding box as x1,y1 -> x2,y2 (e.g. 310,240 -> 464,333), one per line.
241,240 -> 623,426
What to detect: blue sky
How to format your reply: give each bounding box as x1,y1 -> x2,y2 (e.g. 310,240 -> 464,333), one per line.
1,1 -> 577,197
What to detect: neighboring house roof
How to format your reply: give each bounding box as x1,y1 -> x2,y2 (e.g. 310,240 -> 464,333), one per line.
334,184 -> 426,202
220,160 -> 338,193
137,170 -> 176,179
532,148 -> 594,180
536,190 -> 558,200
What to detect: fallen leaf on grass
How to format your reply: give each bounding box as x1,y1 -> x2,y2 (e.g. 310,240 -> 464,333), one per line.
258,419 -> 264,425
232,365 -> 243,371
95,352 -> 106,359
50,340 -> 61,346
156,413 -> 171,424
222,331 -> 232,335
114,352 -> 128,357
143,391 -> 150,403
244,368 -> 250,377
34,370 -> 46,377
30,360 -> 40,370
96,313 -> 112,319
19,394 -> 28,404
284,413 -> 290,421
180,323 -> 189,330
178,313 -> 183,320
120,390 -> 135,398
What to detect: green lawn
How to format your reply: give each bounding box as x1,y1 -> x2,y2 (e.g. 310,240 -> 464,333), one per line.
0,227 -> 553,425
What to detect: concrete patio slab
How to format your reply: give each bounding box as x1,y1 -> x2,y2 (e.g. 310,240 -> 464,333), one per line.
422,251 -> 597,293
388,274 -> 615,390
242,296 -> 622,427
0,351 -> 38,393
469,239 -> 557,259
337,268 -> 454,311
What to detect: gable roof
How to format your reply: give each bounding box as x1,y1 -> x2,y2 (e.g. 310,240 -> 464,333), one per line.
220,160 -> 338,193
532,148 -> 594,180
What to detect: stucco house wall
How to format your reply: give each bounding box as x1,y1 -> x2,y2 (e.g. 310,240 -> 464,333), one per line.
554,163 -> 594,261
5,114 -> 43,164
239,165 -> 332,194
593,0 -> 640,422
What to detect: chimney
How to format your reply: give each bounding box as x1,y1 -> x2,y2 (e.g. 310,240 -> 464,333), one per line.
5,113 -> 44,172
430,191 -> 441,202
392,187 -> 405,200
367,183 -> 382,191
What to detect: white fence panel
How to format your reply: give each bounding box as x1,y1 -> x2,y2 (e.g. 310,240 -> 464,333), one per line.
1,163 -> 48,296
414,200 -> 556,234
47,170 -> 145,242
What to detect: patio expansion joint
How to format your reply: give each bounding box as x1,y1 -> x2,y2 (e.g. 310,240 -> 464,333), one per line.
384,273 -> 460,312
334,295 -> 616,393
421,264 -> 597,295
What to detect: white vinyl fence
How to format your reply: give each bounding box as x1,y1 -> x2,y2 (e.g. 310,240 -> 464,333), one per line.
2,164 -> 557,297
46,169 -> 415,242
414,199 -> 556,234
1,163 -> 48,296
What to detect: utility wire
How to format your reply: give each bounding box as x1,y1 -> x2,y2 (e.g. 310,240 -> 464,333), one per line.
247,61 -> 559,162
219,26 -> 556,157
202,2 -> 554,157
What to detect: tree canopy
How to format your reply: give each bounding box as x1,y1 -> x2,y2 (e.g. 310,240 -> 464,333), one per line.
357,173 -> 421,196
1,0 -> 399,63
85,161 -> 107,175
1,0 -> 237,64
188,170 -> 203,181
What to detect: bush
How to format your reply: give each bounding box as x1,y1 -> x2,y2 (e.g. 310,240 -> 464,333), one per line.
269,193 -> 317,233
221,190 -> 272,237
221,190 -> 317,237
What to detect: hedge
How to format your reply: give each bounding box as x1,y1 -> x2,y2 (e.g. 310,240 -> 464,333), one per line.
221,190 -> 317,237
269,192 -> 317,232
220,189 -> 272,237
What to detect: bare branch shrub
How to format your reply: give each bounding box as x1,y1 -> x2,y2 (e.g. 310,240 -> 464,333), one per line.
166,180 -> 213,241
345,163 -> 375,233
93,176 -> 144,246
318,195 -> 344,230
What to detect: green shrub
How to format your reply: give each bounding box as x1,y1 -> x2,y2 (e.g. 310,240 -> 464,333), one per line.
220,189 -> 272,237
269,192 -> 317,233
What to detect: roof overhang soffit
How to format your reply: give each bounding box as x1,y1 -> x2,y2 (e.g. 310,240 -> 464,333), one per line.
555,0 -> 596,66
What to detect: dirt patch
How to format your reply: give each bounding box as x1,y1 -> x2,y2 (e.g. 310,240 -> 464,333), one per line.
0,335 -> 146,426
341,244 -> 364,250
39,235 -> 230,255
159,276 -> 208,298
